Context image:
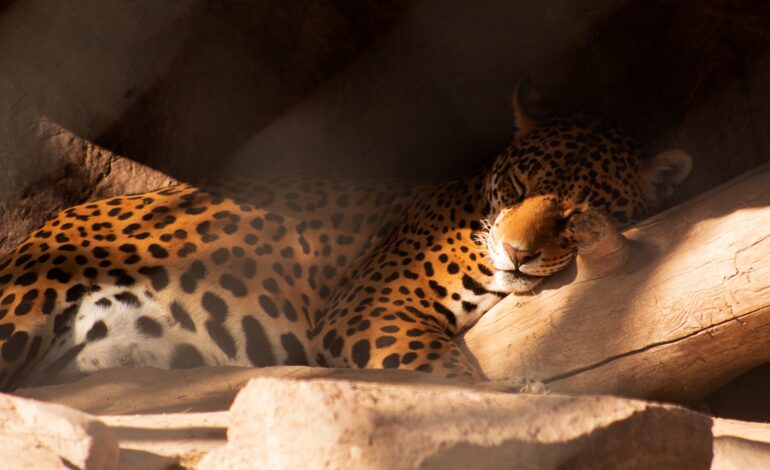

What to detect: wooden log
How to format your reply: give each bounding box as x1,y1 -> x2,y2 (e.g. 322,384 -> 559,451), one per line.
459,163 -> 770,404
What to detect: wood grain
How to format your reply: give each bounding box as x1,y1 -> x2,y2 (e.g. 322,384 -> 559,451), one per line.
460,163 -> 770,403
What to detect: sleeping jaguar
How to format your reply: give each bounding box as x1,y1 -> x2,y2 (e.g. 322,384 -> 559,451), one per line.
0,82 -> 691,390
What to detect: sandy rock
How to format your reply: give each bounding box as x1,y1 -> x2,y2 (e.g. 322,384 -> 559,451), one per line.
712,419 -> 770,469
200,376 -> 713,470
0,0 -> 407,257
14,365 -> 770,468
16,365 -> 456,415
100,412 -> 228,470
0,0 -> 188,257
0,121 -> 175,258
0,393 -> 119,470
14,366 -> 459,467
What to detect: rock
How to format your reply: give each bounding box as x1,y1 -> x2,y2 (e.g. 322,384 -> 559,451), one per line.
100,411 -> 229,470
16,365 -> 456,415
199,376 -> 714,469
0,121 -> 176,258
0,0 -> 190,257
14,365 -> 770,468
0,393 -> 119,470
15,366 -> 455,467
712,419 -> 770,469
0,0 -> 409,258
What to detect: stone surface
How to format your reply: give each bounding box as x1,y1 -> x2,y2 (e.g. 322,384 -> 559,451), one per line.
0,393 -> 119,470
0,0 -> 190,256
712,419 -> 770,470
100,412 -> 228,470
0,0 -> 408,257
15,365 -> 456,415
231,0 -> 770,209
199,376 -> 713,470
6,0 -> 770,258
0,121 -> 176,258
13,366 -> 462,468
12,365 -> 770,468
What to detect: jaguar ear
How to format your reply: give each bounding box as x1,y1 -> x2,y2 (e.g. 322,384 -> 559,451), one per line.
641,148 -> 693,202
513,79 -> 554,139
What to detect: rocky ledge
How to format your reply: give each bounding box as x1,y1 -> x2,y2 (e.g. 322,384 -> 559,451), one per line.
4,366 -> 770,469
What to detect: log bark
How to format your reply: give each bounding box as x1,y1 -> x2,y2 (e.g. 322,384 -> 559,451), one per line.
459,163 -> 770,404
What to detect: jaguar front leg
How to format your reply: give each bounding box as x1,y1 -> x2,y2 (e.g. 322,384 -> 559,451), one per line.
311,312 -> 485,382
570,209 -> 630,280
311,312 -> 551,394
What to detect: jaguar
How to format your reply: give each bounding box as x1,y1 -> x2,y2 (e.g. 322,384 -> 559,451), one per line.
0,82 -> 691,390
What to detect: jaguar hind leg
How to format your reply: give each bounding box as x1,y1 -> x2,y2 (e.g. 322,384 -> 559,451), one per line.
0,267 -> 63,390
19,285 -> 211,387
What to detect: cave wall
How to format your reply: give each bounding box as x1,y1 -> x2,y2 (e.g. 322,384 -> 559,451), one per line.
0,0 -> 409,253
230,0 -> 770,208
2,0 -> 769,264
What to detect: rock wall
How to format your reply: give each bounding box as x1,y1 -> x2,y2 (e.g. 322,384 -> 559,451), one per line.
9,366 -> 770,469
230,0 -> 770,209
0,0 -> 409,255
4,0 -> 770,254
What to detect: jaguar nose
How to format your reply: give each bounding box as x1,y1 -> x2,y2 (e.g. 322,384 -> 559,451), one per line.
503,243 -> 537,267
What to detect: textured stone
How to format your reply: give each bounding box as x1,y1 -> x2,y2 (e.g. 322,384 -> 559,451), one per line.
0,393 -> 119,470
100,412 -> 228,470
14,366 -> 770,468
199,376 -> 713,470
15,365 -> 456,415
0,119 -> 175,257
0,0 -> 408,257
0,0 -> 191,256
3,1 -> 770,248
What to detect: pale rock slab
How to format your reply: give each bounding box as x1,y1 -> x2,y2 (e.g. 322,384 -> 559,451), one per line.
100,412 -> 228,470
199,376 -> 713,470
0,393 -> 119,470
14,365 -> 770,469
15,365 -> 457,415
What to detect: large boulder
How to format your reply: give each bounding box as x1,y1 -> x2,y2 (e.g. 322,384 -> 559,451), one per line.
200,376 -> 713,469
